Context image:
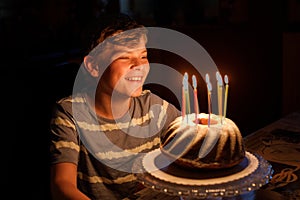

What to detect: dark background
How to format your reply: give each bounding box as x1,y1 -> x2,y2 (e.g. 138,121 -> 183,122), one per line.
1,0 -> 300,199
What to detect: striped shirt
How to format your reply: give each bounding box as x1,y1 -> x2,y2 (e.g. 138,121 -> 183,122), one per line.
49,90 -> 180,199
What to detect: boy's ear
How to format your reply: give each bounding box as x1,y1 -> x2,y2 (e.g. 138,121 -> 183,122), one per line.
83,55 -> 99,77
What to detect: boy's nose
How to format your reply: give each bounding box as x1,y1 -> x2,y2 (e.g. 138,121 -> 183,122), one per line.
130,59 -> 144,69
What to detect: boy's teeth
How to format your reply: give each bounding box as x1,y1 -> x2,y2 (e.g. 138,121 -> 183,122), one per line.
127,77 -> 141,81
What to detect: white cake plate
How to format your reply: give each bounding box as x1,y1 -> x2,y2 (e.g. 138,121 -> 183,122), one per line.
133,149 -> 273,199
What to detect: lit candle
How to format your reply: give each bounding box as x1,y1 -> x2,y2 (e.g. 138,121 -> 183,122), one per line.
184,72 -> 191,116
216,71 -> 223,122
182,75 -> 186,120
223,75 -> 229,120
207,82 -> 212,127
192,75 -> 199,124
205,73 -> 212,127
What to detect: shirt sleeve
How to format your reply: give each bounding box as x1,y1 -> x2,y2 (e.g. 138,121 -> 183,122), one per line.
49,100 -> 80,165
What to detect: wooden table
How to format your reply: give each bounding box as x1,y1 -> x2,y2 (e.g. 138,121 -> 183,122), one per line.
129,112 -> 300,200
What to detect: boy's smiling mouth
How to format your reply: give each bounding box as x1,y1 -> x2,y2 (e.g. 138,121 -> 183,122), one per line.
125,76 -> 143,81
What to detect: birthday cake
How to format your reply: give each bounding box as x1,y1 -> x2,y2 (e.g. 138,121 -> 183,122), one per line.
160,113 -> 246,169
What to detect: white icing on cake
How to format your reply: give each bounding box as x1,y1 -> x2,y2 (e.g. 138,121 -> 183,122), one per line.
160,113 -> 245,169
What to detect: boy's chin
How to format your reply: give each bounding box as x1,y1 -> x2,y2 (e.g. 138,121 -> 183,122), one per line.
130,89 -> 143,97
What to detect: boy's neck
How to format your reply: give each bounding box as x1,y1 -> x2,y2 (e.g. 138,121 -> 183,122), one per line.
94,92 -> 131,120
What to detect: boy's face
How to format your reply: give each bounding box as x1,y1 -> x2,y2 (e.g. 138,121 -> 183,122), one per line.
99,42 -> 150,97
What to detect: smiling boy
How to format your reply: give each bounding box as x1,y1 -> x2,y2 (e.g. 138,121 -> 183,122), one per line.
49,13 -> 180,200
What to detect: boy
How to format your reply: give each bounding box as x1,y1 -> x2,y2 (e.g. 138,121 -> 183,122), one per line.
49,13 -> 180,199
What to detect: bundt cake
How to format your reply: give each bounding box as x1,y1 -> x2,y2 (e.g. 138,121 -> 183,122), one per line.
160,113 -> 245,169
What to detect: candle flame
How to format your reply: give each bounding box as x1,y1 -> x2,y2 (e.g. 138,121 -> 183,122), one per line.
192,75 -> 197,89
207,82 -> 212,92
224,75 -> 229,84
205,73 -> 210,84
184,72 -> 188,80
183,72 -> 188,90
216,71 -> 223,86
216,71 -> 220,78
